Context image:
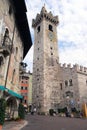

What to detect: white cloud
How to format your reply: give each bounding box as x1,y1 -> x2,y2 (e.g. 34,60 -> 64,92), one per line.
24,0 -> 87,72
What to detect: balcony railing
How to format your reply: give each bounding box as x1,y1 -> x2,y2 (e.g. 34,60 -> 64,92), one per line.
0,36 -> 12,57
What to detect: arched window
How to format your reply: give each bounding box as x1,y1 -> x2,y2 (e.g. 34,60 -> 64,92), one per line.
0,56 -> 4,66
9,5 -> 12,15
12,69 -> 15,83
3,28 -> 9,46
66,91 -> 73,97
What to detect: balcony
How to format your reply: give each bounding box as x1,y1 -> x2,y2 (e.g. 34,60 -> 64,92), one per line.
0,44 -> 12,57
0,36 -> 12,57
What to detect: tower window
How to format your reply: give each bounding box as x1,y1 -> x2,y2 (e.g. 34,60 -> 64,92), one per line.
60,83 -> 62,90
37,26 -> 40,33
69,79 -> 73,86
65,80 -> 68,87
37,68 -> 39,71
49,24 -> 53,32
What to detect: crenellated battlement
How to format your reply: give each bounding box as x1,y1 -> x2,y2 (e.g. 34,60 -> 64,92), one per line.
59,63 -> 87,74
59,63 -> 72,69
32,5 -> 59,28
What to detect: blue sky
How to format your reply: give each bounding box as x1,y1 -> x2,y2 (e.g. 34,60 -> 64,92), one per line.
24,0 -> 87,72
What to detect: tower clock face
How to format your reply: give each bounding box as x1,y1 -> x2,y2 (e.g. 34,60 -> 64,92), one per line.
48,31 -> 54,40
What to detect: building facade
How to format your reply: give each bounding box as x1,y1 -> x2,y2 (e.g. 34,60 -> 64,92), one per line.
20,62 -> 29,108
32,6 -> 87,113
20,62 -> 32,111
0,0 -> 32,118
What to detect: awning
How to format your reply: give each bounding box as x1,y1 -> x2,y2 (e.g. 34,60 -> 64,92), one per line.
6,88 -> 23,99
0,85 -> 6,91
0,85 -> 23,99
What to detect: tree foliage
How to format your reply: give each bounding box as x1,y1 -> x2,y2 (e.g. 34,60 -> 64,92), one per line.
18,103 -> 25,119
0,98 -> 6,125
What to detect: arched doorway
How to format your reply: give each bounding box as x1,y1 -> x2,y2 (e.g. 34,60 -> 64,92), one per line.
6,96 -> 17,119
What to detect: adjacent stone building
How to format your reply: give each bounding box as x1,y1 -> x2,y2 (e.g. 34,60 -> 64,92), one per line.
32,5 -> 87,113
0,0 -> 32,118
59,64 -> 87,111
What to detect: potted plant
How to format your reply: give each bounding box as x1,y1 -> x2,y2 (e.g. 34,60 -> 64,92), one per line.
49,109 -> 54,116
18,103 -> 25,120
0,98 -> 6,130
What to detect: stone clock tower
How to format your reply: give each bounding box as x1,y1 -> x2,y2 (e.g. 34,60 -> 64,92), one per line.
32,5 -> 60,113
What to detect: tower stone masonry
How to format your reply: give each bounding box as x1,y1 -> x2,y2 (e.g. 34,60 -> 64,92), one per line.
32,5 -> 87,113
32,5 -> 60,113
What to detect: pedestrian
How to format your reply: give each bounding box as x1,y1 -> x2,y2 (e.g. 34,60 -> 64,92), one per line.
34,107 -> 37,114
31,105 -> 34,115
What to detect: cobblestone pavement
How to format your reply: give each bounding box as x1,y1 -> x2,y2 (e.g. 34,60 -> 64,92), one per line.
2,114 -> 87,130
3,120 -> 28,130
21,114 -> 87,130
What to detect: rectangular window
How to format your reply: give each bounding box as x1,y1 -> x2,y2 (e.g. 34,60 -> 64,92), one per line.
21,86 -> 23,90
